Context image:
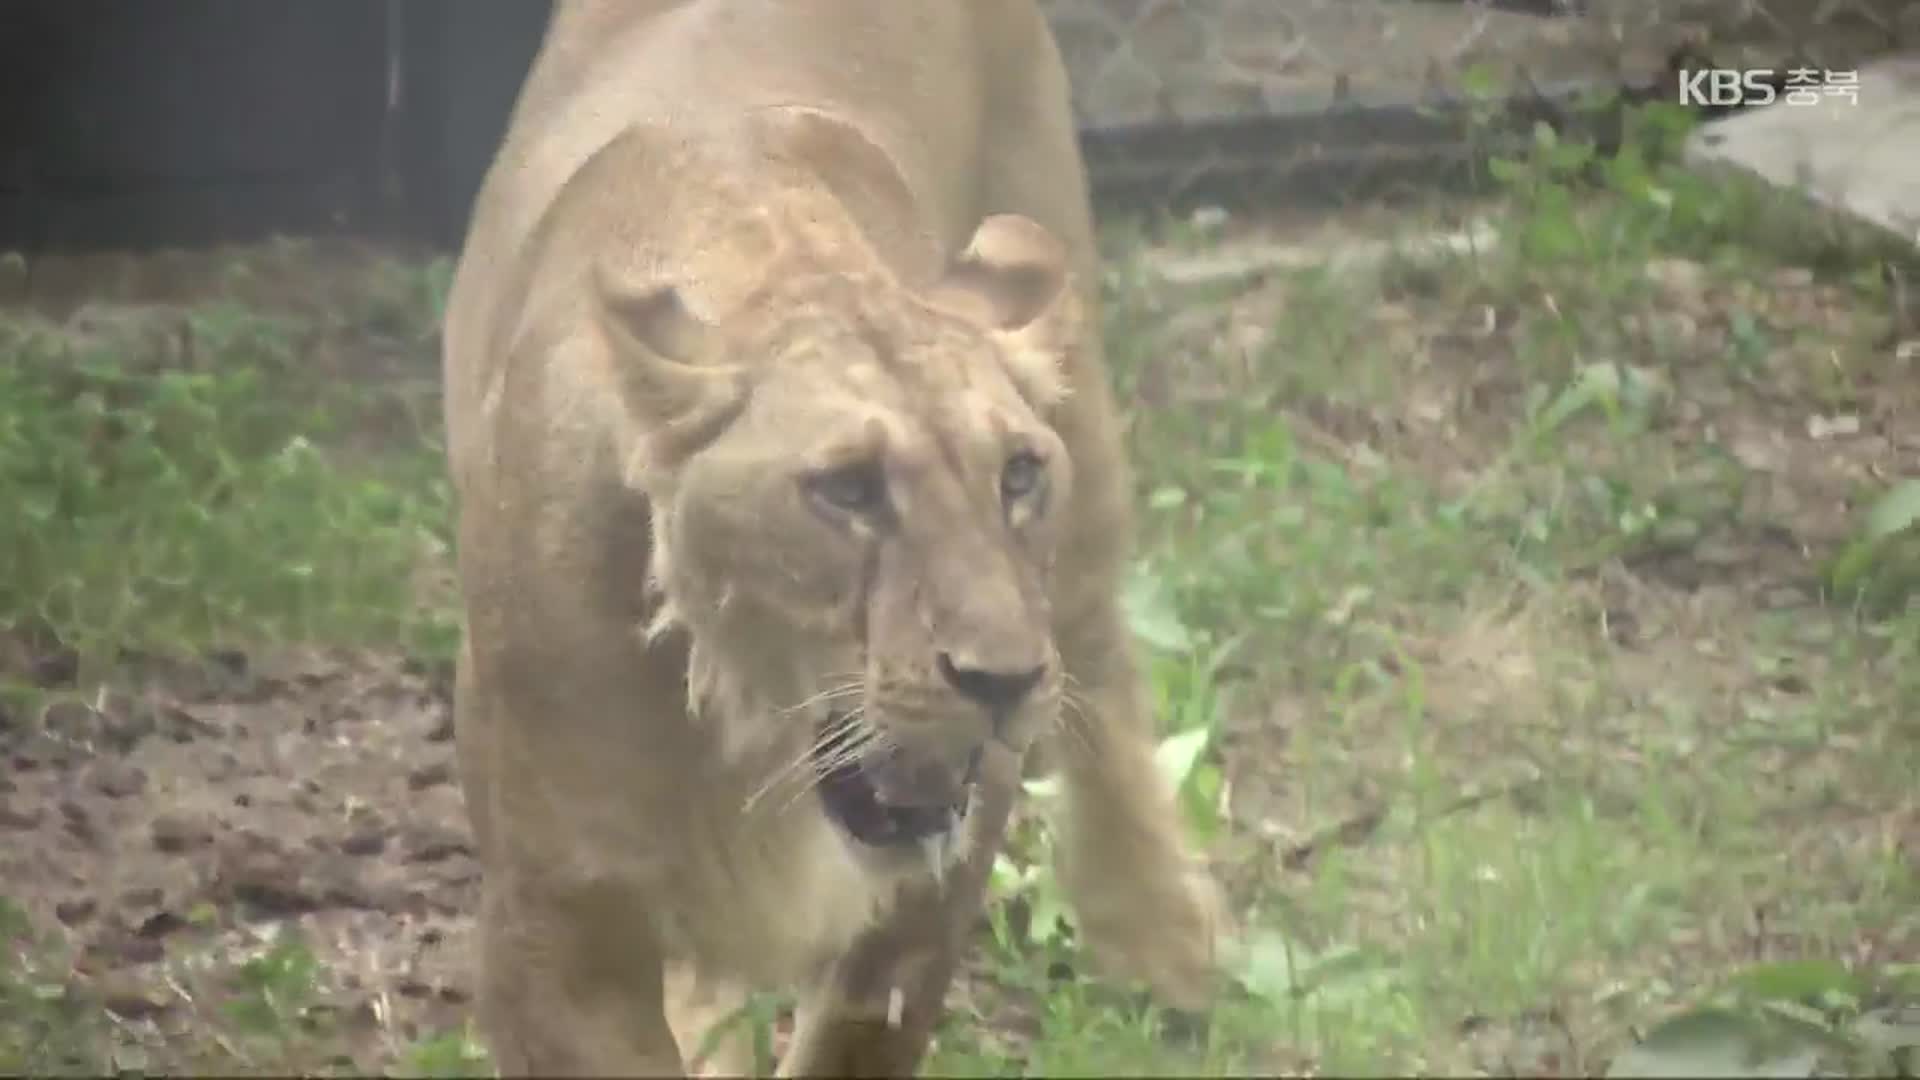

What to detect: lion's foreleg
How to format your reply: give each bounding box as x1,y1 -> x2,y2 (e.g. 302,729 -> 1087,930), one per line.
1050,600 -> 1226,1008
665,964 -> 761,1077
474,877 -> 685,1078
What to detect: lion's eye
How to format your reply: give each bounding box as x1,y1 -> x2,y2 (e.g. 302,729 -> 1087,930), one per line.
805,462 -> 889,515
1000,451 -> 1045,503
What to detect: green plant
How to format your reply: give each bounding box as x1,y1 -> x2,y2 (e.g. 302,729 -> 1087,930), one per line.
1829,480 -> 1920,613
0,307 -> 454,684
1610,961 -> 1920,1078
395,1024 -> 495,1079
0,896 -> 107,1075
223,930 -> 323,1040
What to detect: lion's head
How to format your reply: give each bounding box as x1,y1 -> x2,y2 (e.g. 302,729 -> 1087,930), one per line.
591,198 -> 1083,867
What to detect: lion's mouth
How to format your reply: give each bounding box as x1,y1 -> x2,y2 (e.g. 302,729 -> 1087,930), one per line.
814,711 -> 968,848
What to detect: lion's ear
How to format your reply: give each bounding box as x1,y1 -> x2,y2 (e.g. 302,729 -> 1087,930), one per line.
595,271 -> 712,366
931,214 -> 1080,406
936,214 -> 1072,332
593,267 -> 747,477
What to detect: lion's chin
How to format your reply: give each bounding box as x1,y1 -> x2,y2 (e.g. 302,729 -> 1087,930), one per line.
813,710 -> 969,856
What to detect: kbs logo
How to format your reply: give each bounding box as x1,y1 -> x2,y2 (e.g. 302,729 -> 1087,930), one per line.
1678,68 -> 1860,107
1677,69 -> 1777,107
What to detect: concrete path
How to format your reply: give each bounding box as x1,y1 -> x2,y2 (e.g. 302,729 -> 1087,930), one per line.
1685,54 -> 1920,250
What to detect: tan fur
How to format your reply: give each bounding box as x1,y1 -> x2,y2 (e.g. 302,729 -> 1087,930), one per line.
442,2 -> 1224,1074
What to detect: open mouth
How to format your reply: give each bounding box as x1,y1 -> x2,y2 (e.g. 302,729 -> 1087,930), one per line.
814,711 -> 968,848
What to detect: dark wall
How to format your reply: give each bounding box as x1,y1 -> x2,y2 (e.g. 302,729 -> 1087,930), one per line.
396,0 -> 558,247
0,0 -> 554,252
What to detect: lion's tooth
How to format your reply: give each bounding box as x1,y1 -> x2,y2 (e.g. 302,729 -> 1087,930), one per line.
921,830 -> 948,882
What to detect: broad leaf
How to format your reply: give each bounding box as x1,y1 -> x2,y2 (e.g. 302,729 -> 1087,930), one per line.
1726,959 -> 1864,1008
1607,1008 -> 1824,1079
1154,726 -> 1211,792
1863,480 -> 1920,542
1123,564 -> 1194,654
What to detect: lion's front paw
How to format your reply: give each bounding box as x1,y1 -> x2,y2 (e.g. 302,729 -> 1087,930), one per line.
1064,857 -> 1229,1010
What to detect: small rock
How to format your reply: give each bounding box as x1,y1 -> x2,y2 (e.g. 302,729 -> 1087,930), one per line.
401,824 -> 473,865
1807,413 -> 1860,440
1645,257 -> 1707,294
1188,205 -> 1229,234
1762,586 -> 1811,610
29,648 -> 78,689
206,649 -> 249,679
95,976 -> 172,1019
11,729 -> 84,770
1602,607 -> 1642,647
42,701 -> 103,741
407,761 -> 454,791
203,751 -> 241,782
233,826 -> 285,855
340,828 -> 387,857
312,857 -> 386,910
92,762 -> 148,798
219,850 -> 318,915
0,801 -> 43,830
54,898 -> 96,926
157,705 -> 219,744
90,931 -> 165,966
60,799 -> 99,845
99,705 -> 157,752
1730,435 -> 1786,473
135,911 -> 187,940
1646,310 -> 1699,348
150,813 -> 212,854
1770,266 -> 1815,289
1693,539 -> 1751,567
425,710 -> 455,743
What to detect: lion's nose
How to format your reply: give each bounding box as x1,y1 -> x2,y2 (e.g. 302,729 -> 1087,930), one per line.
937,652 -> 1047,711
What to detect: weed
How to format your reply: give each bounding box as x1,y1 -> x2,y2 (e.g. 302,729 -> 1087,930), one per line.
0,302 -> 455,689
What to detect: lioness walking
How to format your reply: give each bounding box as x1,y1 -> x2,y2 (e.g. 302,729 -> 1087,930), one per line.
441,2 -> 1223,1074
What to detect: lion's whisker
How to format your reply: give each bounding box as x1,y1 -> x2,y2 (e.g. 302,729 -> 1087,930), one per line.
1054,690 -> 1098,760
742,681 -> 869,813
744,725 -> 850,813
770,712 -> 888,818
776,677 -> 865,717
745,706 -> 878,816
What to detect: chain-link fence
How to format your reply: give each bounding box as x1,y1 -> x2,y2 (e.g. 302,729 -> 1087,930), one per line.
1037,0 -> 1915,210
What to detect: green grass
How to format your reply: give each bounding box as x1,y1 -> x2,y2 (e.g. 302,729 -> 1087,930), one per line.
4,101 -> 1919,1076
0,291 -> 456,693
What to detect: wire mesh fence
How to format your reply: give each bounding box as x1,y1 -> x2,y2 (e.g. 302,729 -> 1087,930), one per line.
1037,0 -> 1916,211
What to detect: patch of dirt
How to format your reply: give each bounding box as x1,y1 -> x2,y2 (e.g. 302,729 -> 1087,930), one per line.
0,643 -> 476,1070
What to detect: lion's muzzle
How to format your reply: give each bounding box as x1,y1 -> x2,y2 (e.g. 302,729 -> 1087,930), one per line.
812,711 -> 988,849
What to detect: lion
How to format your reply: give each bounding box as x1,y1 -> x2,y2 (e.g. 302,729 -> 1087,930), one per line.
440,1 -> 1225,1074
